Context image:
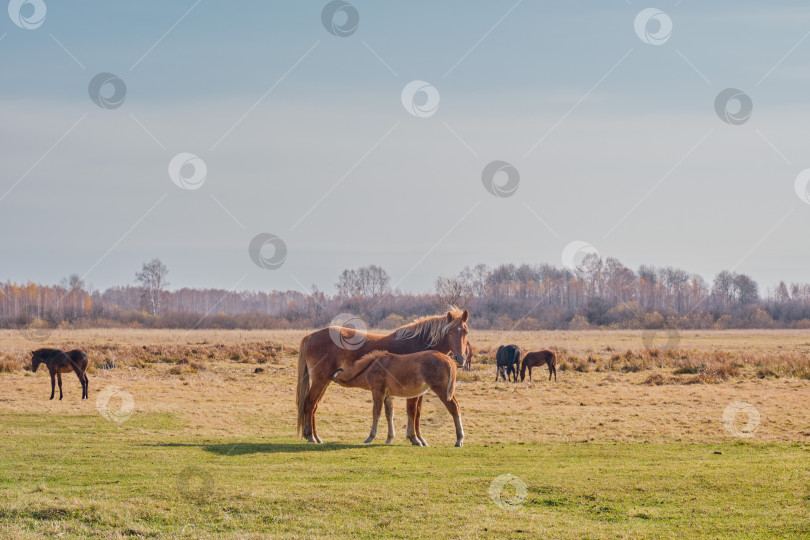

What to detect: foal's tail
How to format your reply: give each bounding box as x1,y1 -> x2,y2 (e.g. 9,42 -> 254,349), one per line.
296,335 -> 310,437
446,363 -> 457,400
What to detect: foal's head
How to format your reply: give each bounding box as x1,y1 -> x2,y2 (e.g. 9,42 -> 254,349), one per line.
444,309 -> 470,363
30,351 -> 44,372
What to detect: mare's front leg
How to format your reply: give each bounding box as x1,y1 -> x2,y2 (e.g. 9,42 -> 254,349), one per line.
57,372 -> 63,400
49,371 -> 55,400
529,366 -> 533,382
384,396 -> 395,444
365,393 -> 383,443
415,395 -> 428,446
405,398 -> 422,446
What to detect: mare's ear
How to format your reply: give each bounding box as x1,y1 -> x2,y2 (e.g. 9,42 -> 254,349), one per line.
446,312 -> 453,323
461,310 -> 469,322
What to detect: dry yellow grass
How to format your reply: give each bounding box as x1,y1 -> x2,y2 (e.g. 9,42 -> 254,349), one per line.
0,328 -> 808,445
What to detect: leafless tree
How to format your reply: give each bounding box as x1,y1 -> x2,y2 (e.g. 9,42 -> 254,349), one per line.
135,258 -> 170,315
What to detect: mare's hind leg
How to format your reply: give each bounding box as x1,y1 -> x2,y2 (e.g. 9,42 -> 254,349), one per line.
49,371 -> 55,400
365,393 -> 383,444
384,396 -> 395,444
415,395 -> 428,446
84,373 -> 89,399
405,398 -> 422,446
304,378 -> 330,443
57,372 -> 63,400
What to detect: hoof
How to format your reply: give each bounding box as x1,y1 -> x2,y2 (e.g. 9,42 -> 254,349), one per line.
407,436 -> 421,446
419,439 -> 429,447
364,437 -> 375,444
306,435 -> 318,443
454,441 -> 464,447
385,438 -> 393,444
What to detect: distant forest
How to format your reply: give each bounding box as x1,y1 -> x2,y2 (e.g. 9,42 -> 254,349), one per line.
3,255 -> 810,333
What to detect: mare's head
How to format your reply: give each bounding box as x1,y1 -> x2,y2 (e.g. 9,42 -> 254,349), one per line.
443,309 -> 470,363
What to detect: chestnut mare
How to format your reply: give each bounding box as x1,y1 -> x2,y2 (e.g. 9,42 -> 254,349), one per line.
332,350 -> 464,447
520,349 -> 557,382
31,348 -> 89,400
297,308 -> 469,443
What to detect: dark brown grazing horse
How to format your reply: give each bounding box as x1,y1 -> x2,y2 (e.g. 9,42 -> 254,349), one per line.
495,344 -> 521,382
31,348 -> 89,400
520,349 -> 557,382
297,308 -> 469,443
332,350 -> 464,447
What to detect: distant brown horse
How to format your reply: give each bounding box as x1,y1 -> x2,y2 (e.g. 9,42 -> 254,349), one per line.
333,350 -> 464,447
520,349 -> 557,382
297,308 -> 469,443
463,342 -> 474,371
31,348 -> 89,400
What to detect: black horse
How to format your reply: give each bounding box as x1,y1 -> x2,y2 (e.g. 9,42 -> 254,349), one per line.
31,348 -> 89,400
495,345 -> 522,382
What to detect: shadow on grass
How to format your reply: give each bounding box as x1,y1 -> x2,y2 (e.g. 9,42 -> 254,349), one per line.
152,441 -> 371,455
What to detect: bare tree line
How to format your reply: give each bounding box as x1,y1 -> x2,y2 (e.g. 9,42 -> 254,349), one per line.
2,256 -> 810,331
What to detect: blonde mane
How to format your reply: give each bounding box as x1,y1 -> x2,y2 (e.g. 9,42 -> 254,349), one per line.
394,306 -> 464,347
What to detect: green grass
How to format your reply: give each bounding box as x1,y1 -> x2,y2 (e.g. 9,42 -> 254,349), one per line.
1,412 -> 808,539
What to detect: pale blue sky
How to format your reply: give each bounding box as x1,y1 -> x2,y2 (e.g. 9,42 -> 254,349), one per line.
2,1 -> 810,294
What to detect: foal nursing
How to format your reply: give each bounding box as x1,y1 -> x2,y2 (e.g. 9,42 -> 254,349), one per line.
333,350 -> 464,447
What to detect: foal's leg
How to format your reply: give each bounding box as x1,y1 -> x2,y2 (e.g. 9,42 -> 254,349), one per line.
405,398 -> 421,445
49,370 -> 55,400
384,396 -> 395,444
71,366 -> 86,399
365,393 -> 384,444
529,366 -> 533,382
438,394 -> 464,447
415,395 -> 428,446
57,372 -> 63,400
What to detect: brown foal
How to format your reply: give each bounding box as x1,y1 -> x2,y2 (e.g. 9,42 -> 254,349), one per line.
31,348 -> 89,400
333,350 -> 464,447
520,349 -> 557,382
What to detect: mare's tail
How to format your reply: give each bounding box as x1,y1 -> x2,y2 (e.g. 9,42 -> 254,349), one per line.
296,336 -> 310,437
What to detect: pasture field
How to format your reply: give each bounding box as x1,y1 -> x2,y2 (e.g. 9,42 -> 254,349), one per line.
0,328 -> 808,538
